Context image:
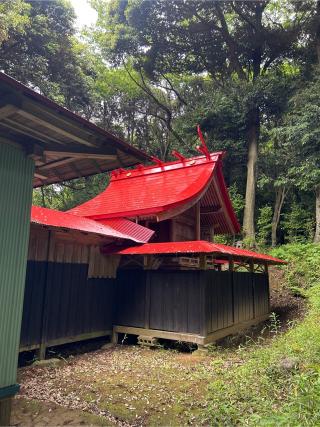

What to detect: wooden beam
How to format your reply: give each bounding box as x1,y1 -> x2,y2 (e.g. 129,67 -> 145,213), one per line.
113,325 -> 205,346
34,171 -> 49,180
38,157 -> 77,171
43,143 -> 116,156
17,110 -> 94,146
43,149 -> 117,160
70,162 -> 84,179
3,117 -> 64,145
92,159 -> 103,174
0,104 -> 18,120
200,205 -> 222,214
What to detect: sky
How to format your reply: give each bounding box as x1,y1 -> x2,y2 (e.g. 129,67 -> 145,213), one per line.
70,0 -> 98,29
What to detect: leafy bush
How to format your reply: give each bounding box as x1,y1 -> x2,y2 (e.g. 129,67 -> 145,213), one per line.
282,203 -> 314,244
270,243 -> 320,290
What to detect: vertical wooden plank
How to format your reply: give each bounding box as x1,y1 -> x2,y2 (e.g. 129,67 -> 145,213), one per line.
170,219 -> 176,242
250,261 -> 255,319
0,398 -> 12,426
200,271 -> 207,337
38,230 -> 54,359
187,272 -> 201,334
144,271 -> 151,329
195,202 -> 201,240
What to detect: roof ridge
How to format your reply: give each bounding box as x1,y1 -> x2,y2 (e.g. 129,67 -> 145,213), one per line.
110,151 -> 224,181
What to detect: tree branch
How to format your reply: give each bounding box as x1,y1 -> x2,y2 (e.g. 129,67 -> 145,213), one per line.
214,3 -> 247,80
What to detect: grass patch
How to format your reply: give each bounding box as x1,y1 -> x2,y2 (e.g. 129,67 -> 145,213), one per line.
206,243 -> 320,426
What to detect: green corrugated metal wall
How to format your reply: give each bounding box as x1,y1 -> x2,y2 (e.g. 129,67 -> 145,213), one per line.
0,143 -> 34,390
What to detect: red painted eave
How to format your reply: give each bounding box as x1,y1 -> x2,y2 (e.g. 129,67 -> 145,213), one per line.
107,240 -> 286,265
31,206 -> 154,243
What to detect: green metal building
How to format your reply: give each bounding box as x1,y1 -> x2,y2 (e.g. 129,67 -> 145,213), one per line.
0,72 -> 149,425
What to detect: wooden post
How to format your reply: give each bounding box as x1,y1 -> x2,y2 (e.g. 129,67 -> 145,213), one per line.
250,260 -> 255,319
37,230 -> 54,360
111,329 -> 118,344
170,219 -> 176,242
199,254 -> 207,270
143,255 -> 148,270
195,202 -> 201,240
144,272 -> 151,329
265,263 -> 270,312
229,257 -> 235,324
0,398 -> 12,426
229,257 -> 234,272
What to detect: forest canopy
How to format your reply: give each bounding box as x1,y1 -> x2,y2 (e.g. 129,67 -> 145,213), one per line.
2,0 -> 319,247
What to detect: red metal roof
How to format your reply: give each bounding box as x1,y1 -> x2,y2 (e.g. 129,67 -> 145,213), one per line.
31,206 -> 154,243
107,240 -> 285,265
69,153 -> 240,235
98,218 -> 154,244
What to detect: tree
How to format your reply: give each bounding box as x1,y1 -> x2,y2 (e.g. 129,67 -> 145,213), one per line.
91,0 -> 314,244
0,0 -> 96,114
0,0 -> 30,45
279,71 -> 320,243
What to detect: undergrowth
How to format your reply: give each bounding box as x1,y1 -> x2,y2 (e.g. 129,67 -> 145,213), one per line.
205,243 -> 320,426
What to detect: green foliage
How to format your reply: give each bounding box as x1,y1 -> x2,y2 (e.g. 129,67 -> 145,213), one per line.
282,202 -> 314,244
256,205 -> 273,247
0,0 -> 97,113
33,174 -> 109,211
270,243 -> 320,291
276,69 -> 320,192
206,244 -> 320,426
0,0 -> 30,44
228,184 -> 245,221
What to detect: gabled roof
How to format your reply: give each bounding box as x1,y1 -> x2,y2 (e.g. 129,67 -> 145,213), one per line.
0,72 -> 151,187
69,152 -> 240,235
106,240 -> 285,265
31,206 -> 154,243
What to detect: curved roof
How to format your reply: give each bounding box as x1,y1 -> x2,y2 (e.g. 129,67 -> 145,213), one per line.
107,240 -> 286,265
69,152 -> 240,235
31,206 -> 154,243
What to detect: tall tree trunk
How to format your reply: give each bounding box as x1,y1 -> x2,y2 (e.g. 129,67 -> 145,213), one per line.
243,107 -> 260,245
40,187 -> 46,208
314,186 -> 320,243
271,186 -> 286,247
316,0 -> 320,65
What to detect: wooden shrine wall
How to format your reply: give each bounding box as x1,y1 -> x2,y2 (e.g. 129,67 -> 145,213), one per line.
115,270 -> 270,339
20,226 -> 119,352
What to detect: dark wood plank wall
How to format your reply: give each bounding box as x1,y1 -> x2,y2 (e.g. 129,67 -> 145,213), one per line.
20,261 -> 115,349
21,264 -> 270,350
253,273 -> 270,317
20,261 -> 47,347
116,270 -> 270,338
148,271 -> 202,334
233,272 -> 255,325
204,271 -> 234,335
116,270 -> 146,328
